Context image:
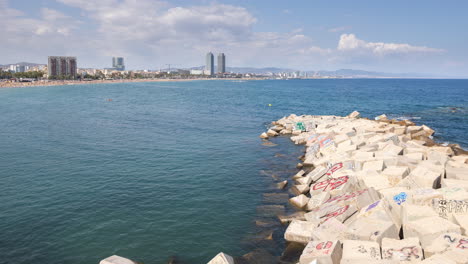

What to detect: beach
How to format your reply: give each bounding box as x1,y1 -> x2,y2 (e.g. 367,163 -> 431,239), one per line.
0,77 -> 268,89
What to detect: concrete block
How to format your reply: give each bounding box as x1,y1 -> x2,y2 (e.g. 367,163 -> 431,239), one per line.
306,203 -> 357,225
307,165 -> 328,182
284,220 -> 316,244
207,253 -> 235,264
299,240 -> 342,264
382,237 -> 424,262
361,175 -> 391,190
296,174 -> 313,186
323,188 -> 380,210
424,233 -> 468,257
292,184 -> 311,195
405,152 -> 424,161
427,150 -> 449,165
266,129 -> 278,137
453,214 -> 468,235
446,166 -> 468,181
312,217 -> 347,241
341,240 -> 381,262
278,211 -> 306,224
407,188 -> 443,206
401,203 -> 438,227
310,175 -> 357,197
404,216 -> 461,247
292,169 -> 305,180
344,217 -> 399,245
306,191 -> 330,211
382,166 -> 410,186
441,179 -> 468,192
411,165 -> 442,188
438,249 -> 468,264
290,194 -> 310,209
421,254 -> 457,264
100,255 -> 136,264
347,111 -> 360,118
362,160 -> 386,172
259,132 -> 269,139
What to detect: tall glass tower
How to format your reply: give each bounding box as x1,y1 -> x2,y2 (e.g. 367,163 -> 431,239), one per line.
217,53 -> 226,74
205,52 -> 214,76
112,57 -> 125,71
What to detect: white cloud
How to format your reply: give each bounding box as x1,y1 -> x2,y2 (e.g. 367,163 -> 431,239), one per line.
338,34 -> 445,55
0,0 -> 450,72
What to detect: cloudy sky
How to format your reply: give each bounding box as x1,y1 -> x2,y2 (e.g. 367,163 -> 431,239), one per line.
1,0 -> 467,76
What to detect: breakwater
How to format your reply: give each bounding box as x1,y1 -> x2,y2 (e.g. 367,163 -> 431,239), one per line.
105,111 -> 468,263
205,111 -> 467,263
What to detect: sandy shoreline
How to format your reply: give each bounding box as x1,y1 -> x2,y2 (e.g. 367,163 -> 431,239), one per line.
0,77 -> 266,89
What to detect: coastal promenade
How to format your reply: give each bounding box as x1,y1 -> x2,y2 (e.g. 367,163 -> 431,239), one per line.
0,77 -> 266,89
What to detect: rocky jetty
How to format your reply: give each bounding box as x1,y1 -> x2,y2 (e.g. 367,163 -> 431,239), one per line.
209,111 -> 468,263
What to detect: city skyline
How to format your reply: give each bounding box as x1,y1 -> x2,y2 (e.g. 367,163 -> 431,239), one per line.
1,1 -> 467,77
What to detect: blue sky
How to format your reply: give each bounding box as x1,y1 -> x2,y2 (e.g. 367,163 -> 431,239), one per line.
1,0 -> 467,76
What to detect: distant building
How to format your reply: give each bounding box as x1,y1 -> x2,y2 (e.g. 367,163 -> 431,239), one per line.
48,56 -> 77,78
190,69 -> 204,75
217,53 -> 226,73
8,65 -> 27,73
112,57 -> 125,71
206,52 -> 214,76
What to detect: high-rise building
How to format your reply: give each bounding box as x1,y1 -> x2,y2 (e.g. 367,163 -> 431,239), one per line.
112,57 -> 125,71
217,53 -> 226,74
206,52 -> 214,76
48,56 -> 77,78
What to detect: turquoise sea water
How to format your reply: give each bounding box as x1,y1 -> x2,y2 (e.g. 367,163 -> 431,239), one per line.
0,79 -> 467,264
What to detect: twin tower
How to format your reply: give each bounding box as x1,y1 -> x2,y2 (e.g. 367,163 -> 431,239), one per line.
206,52 -> 226,75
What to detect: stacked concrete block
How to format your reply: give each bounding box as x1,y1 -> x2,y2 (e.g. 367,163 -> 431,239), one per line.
340,240 -> 381,263
299,240 -> 342,264
100,255 -> 136,264
207,252 -> 235,264
404,216 -> 461,247
284,220 -> 317,244
381,237 -> 424,262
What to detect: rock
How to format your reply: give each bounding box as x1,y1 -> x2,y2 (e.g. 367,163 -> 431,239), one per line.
310,176 -> 357,197
404,216 -> 461,247
284,220 -> 316,244
437,249 -> 468,264
278,211 -> 306,224
348,111 -> 361,119
239,249 -> 278,264
266,129 -> 278,137
381,237 -> 424,262
207,252 -> 235,264
409,165 -> 442,189
263,193 -> 289,204
281,242 -> 306,263
259,132 -> 269,139
422,125 -> 435,136
306,203 -> 357,226
256,205 -> 285,217
296,163 -> 304,169
289,194 -> 310,209
341,240 -> 381,262
100,255 -> 136,264
277,180 -> 288,189
299,240 -> 342,264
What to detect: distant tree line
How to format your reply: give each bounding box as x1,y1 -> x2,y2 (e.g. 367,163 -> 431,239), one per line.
0,71 -> 44,79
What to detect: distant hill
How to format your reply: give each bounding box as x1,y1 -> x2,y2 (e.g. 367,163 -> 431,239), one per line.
0,62 -> 46,68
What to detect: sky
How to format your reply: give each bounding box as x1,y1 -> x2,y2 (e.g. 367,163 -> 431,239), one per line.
1,0 -> 467,76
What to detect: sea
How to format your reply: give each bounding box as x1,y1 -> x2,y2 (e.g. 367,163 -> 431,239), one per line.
0,79 -> 467,264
